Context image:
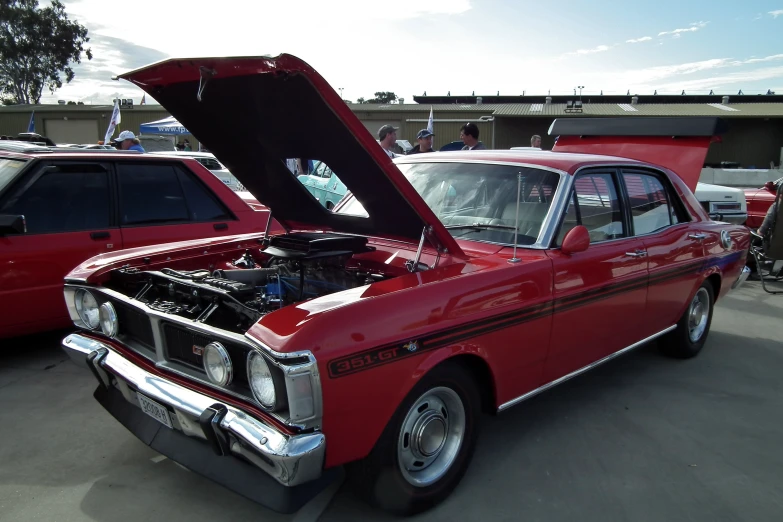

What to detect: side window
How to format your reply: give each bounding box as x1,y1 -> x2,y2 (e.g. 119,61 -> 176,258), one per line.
118,164 -> 189,225
557,172 -> 625,244
622,172 -> 674,235
0,164 -> 109,234
176,167 -> 232,221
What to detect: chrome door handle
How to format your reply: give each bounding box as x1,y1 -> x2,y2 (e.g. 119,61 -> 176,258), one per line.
689,233 -> 707,241
625,250 -> 647,257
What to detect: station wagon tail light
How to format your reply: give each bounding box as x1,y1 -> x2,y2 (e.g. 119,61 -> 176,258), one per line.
74,289 -> 100,329
99,302 -> 119,337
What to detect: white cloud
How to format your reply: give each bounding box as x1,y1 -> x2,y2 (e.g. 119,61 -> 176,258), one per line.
769,9 -> 783,18
745,54 -> 783,64
652,66 -> 783,92
658,21 -> 709,37
564,44 -> 610,57
626,36 -> 652,43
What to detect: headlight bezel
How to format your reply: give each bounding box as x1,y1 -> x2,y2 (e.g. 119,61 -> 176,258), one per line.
98,301 -> 119,337
203,341 -> 233,387
74,288 -> 100,330
247,350 -> 279,409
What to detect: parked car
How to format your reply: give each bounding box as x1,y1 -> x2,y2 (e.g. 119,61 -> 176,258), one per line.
151,151 -> 245,191
297,160 -> 347,209
0,142 -> 274,340
60,55 -> 750,517
693,182 -> 748,225
744,176 -> 782,229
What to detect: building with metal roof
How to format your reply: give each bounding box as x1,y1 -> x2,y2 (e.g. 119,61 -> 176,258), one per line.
1,92 -> 782,168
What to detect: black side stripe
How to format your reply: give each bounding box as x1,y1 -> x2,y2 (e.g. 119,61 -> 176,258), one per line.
327,254 -> 736,378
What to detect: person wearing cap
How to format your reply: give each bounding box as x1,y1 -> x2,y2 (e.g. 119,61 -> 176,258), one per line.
408,129 -> 435,154
377,124 -> 399,158
113,130 -> 145,152
460,122 -> 486,150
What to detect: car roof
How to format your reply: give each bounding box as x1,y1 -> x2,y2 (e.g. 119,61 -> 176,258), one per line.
395,149 -> 647,174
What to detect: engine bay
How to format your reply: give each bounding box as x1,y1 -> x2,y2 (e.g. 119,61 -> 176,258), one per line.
106,233 -> 389,333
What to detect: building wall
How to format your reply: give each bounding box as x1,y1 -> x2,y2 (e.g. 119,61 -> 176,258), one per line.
494,117 -> 556,150
703,118 -> 783,168
350,108 -> 496,150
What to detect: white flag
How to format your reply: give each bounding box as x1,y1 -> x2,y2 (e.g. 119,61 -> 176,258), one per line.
427,106 -> 434,134
104,99 -> 122,143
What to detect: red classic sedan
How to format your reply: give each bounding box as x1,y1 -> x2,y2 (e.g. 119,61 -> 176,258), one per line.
745,176 -> 782,229
0,145 -> 273,339
60,55 -> 750,516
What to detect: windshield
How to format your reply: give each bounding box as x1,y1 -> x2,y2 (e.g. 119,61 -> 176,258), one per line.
337,162 -> 561,245
0,158 -> 26,194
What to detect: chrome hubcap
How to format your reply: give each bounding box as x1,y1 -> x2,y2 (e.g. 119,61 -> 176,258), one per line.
397,387 -> 466,487
688,288 -> 710,342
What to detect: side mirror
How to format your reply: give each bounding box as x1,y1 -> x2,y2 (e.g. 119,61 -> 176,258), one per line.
764,181 -> 776,192
561,225 -> 590,255
0,214 -> 26,235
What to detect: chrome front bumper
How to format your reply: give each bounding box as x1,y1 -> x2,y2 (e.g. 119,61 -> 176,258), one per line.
732,265 -> 752,290
62,333 -> 325,488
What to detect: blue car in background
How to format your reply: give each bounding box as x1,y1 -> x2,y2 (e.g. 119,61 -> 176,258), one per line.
297,161 -> 347,210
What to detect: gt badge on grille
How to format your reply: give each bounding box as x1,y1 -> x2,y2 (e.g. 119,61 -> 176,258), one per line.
192,344 -> 205,356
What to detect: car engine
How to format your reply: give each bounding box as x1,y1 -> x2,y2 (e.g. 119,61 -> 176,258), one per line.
105,233 -> 387,334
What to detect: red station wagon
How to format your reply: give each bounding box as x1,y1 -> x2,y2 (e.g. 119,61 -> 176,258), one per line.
0,145 -> 273,339
61,55 -> 750,516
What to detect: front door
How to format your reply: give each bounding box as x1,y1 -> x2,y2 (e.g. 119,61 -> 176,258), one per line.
0,162 -> 118,337
545,169 -> 649,381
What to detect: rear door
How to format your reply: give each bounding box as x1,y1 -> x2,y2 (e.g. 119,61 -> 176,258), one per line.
545,169 -> 648,380
0,161 -> 117,335
620,168 -> 704,336
116,161 -> 240,249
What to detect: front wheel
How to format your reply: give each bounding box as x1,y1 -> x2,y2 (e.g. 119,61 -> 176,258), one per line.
349,362 -> 481,516
661,281 -> 715,358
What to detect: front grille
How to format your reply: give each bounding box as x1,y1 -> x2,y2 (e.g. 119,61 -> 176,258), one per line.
113,300 -> 155,348
162,323 -> 249,385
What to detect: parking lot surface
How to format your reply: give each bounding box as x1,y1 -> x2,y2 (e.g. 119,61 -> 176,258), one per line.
1,280 -> 782,522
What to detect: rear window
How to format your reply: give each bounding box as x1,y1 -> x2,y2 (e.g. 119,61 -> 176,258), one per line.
0,158 -> 26,193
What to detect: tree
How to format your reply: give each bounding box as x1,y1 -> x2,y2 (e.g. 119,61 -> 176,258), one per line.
367,91 -> 397,104
0,0 -> 92,104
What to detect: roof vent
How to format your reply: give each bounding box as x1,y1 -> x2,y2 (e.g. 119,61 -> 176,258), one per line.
722,95 -> 730,104
545,96 -> 552,105
57,100 -> 66,105
631,96 -> 638,105
476,96 -> 483,104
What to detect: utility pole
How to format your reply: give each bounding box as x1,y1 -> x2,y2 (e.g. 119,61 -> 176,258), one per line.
577,85 -> 584,103
338,87 -> 344,100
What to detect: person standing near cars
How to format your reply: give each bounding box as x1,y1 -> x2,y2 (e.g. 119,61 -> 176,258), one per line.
113,130 -> 145,152
408,129 -> 435,154
377,124 -> 399,158
460,123 -> 486,150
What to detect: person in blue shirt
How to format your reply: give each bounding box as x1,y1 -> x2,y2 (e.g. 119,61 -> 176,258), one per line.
113,130 -> 145,152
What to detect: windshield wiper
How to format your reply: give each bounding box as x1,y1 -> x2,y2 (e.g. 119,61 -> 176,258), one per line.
444,223 -> 517,231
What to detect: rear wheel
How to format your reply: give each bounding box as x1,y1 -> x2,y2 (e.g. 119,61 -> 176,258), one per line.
661,282 -> 714,358
349,362 -> 481,516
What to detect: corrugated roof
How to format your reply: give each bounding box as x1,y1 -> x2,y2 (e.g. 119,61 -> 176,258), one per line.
490,103 -> 783,117
0,103 -> 165,112
348,103 -> 505,112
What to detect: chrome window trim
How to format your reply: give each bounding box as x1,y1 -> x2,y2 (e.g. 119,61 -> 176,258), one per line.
64,283 -> 323,430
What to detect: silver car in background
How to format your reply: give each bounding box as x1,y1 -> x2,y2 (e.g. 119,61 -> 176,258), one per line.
150,151 -> 245,191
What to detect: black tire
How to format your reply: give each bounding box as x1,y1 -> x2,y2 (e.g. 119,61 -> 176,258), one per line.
326,201 -> 334,210
348,361 -> 481,516
660,281 -> 715,359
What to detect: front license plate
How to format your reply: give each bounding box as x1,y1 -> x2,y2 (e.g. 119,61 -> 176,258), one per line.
137,392 -> 173,429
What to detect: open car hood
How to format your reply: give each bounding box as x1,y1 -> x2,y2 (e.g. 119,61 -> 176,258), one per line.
119,54 -> 463,258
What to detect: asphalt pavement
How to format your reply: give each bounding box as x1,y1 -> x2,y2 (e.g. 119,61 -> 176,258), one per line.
1,279 -> 782,522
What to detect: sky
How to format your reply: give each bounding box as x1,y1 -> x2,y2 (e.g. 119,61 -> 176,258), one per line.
40,0 -> 783,105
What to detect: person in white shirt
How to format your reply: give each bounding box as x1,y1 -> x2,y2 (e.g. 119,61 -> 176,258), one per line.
377,124 -> 399,158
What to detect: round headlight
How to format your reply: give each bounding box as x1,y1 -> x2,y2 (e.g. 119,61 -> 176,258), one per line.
99,302 -> 118,337
247,351 -> 276,408
203,342 -> 233,386
74,289 -> 100,329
